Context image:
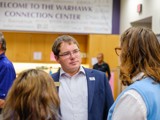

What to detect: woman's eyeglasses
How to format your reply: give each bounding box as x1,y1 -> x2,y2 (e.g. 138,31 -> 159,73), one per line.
115,47 -> 121,56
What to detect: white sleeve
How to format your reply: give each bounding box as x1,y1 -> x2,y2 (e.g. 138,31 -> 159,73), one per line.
112,90 -> 147,120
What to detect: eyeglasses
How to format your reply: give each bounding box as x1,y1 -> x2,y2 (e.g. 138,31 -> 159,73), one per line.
115,47 -> 121,56
59,49 -> 80,58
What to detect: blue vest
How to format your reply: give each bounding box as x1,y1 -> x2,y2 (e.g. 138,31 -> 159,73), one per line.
108,77 -> 160,120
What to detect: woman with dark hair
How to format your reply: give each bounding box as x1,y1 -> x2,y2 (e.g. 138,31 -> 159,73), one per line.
2,69 -> 60,120
108,27 -> 160,120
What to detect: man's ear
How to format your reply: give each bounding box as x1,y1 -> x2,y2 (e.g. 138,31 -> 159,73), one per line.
54,55 -> 60,63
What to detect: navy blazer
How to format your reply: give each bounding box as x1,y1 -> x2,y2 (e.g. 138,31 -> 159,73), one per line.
52,67 -> 114,120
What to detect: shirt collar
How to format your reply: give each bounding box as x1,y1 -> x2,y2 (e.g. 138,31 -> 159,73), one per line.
60,65 -> 85,77
132,72 -> 145,82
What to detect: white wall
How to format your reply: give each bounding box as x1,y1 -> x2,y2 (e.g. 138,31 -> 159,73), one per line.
120,0 -> 160,34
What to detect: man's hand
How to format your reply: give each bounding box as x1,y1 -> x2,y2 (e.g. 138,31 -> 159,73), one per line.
0,99 -> 5,108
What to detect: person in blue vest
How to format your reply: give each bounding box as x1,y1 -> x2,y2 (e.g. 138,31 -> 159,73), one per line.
51,35 -> 114,120
0,32 -> 16,113
108,27 -> 160,120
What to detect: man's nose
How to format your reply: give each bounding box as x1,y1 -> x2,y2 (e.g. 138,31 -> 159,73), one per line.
69,52 -> 74,57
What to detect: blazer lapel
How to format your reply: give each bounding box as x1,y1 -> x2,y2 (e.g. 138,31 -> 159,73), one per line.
84,68 -> 96,111
51,71 -> 62,116
52,72 -> 60,82
51,72 -> 60,91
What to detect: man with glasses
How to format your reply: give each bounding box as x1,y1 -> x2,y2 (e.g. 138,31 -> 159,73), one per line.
51,35 -> 114,120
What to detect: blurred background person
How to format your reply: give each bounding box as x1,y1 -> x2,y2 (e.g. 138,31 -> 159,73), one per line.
51,35 -> 114,120
93,53 -> 111,80
0,32 -> 16,114
2,69 -> 60,120
108,27 -> 160,120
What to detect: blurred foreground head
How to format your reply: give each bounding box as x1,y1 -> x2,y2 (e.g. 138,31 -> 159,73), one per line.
3,69 -> 60,120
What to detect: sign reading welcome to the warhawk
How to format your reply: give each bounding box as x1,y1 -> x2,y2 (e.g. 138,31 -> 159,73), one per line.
0,0 -> 113,34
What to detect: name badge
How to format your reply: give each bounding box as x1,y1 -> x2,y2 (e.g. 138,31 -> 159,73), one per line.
54,82 -> 60,87
89,77 -> 95,81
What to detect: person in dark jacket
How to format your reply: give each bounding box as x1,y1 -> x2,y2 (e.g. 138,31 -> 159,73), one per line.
51,35 -> 114,120
93,53 -> 111,80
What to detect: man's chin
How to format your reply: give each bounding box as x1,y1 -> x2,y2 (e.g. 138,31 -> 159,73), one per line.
70,66 -> 80,71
